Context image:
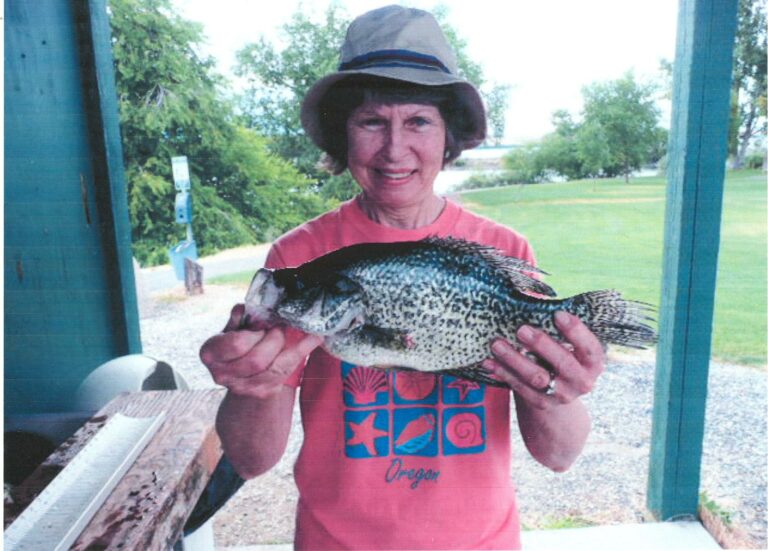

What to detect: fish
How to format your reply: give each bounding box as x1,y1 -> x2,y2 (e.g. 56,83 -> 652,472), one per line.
243,237 -> 656,387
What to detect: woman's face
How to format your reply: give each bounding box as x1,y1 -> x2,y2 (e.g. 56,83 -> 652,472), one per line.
346,101 -> 446,208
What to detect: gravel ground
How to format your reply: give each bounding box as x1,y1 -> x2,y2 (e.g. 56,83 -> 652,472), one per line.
139,283 -> 767,549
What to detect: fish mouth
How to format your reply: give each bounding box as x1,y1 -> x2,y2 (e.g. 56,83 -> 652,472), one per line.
243,268 -> 283,323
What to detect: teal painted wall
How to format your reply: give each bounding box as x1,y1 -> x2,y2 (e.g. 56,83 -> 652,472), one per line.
5,0 -> 141,415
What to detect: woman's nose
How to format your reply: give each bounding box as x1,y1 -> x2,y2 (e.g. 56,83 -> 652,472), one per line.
380,125 -> 408,160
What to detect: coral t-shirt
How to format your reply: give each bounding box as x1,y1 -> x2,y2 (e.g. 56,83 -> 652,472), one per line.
265,197 -> 535,550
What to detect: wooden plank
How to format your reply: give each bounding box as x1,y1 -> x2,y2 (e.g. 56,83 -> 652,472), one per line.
647,0 -> 738,520
184,258 -> 205,295
5,390 -> 226,549
77,0 -> 143,355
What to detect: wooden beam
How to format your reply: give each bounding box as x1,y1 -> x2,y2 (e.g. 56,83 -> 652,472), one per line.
5,390 -> 225,548
647,0 -> 738,519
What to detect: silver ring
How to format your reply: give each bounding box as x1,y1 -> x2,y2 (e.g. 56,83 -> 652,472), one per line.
543,371 -> 556,396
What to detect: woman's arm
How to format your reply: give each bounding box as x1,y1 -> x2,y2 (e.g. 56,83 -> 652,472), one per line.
215,385 -> 296,479
483,311 -> 604,472
200,305 -> 322,479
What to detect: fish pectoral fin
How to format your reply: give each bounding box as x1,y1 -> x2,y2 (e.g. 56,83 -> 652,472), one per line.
357,325 -> 415,350
441,364 -> 510,388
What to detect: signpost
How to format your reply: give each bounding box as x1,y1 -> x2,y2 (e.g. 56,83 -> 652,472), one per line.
168,156 -> 199,283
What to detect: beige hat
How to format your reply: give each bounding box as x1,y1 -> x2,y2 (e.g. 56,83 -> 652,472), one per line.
300,5 -> 486,152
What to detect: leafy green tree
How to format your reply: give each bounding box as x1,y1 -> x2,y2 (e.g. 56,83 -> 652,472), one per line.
235,6 -> 348,176
235,3 -> 510,200
486,83 -> 512,145
530,110 -> 597,181
729,0 -> 767,167
580,73 -> 661,181
109,0 -> 326,264
501,143 -> 545,183
528,75 -> 662,181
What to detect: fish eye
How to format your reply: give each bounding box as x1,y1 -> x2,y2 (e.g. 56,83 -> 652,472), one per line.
275,270 -> 304,293
330,276 -> 358,295
291,274 -> 304,292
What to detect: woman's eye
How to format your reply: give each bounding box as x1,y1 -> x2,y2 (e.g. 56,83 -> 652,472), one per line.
360,117 -> 385,128
408,116 -> 431,128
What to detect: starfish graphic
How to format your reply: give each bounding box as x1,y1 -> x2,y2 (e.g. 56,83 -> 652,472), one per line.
347,412 -> 388,456
447,378 -> 481,401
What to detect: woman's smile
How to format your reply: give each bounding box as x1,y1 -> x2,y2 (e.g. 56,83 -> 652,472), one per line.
374,168 -> 417,183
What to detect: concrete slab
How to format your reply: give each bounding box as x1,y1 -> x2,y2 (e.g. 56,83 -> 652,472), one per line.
218,521 -> 721,551
521,521 -> 721,550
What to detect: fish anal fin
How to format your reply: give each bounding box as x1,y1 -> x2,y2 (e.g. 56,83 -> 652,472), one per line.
441,364 -> 510,389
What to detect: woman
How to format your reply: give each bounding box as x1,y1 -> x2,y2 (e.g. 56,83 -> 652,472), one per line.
200,6 -> 604,549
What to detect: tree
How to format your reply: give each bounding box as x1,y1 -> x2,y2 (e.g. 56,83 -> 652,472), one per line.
109,0 -> 327,264
533,110 -> 594,180
528,74 -> 662,182
501,143 -> 545,183
580,73 -> 662,181
486,83 -> 512,145
235,4 -> 510,201
729,0 -> 767,167
235,5 -> 348,178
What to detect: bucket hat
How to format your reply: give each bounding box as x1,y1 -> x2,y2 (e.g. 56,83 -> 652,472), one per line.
300,4 -> 487,153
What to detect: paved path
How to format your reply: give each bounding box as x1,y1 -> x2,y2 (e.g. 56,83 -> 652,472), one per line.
138,244 -> 270,293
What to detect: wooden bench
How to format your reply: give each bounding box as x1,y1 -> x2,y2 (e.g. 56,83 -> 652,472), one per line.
5,389 -> 226,549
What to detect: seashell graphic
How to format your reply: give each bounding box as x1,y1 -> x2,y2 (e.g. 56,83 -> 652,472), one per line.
395,413 -> 436,453
343,366 -> 388,405
445,412 -> 484,448
395,371 -> 436,401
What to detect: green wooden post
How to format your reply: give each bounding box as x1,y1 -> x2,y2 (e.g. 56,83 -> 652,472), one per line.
4,0 -> 140,414
647,0 -> 738,519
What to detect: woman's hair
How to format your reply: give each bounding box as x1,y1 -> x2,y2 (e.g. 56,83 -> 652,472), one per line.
316,75 -> 478,174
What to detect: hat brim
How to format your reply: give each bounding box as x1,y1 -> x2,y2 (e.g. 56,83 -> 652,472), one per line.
300,68 -> 487,154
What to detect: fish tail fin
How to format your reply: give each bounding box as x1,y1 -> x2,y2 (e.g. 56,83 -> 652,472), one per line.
564,290 -> 657,349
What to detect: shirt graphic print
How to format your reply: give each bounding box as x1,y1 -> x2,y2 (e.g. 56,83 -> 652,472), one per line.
342,363 -> 487,462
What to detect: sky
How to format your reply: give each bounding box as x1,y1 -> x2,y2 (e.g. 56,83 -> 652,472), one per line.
173,0 -> 679,143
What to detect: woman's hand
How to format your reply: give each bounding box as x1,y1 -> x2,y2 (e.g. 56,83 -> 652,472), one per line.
483,311 -> 604,408
200,304 -> 323,399
482,311 -> 604,471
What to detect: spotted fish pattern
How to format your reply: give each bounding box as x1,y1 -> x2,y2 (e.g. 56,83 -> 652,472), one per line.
244,237 -> 656,387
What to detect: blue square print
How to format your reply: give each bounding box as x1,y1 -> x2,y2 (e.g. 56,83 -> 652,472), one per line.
345,409 -> 389,458
393,371 -> 439,405
442,407 -> 486,455
393,407 -> 438,457
442,375 -> 484,405
342,362 -> 389,408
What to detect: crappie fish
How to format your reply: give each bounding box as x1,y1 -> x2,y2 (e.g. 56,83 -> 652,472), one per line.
244,237 -> 656,386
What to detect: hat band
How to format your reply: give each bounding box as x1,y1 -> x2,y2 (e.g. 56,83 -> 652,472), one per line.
339,49 -> 452,74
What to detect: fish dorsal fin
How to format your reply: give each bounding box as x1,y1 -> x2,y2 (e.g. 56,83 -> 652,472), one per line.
421,236 -> 556,297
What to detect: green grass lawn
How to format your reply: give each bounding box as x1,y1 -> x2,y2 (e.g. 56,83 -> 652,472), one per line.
460,169 -> 767,366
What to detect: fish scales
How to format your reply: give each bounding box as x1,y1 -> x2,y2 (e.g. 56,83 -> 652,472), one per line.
244,237 -> 656,387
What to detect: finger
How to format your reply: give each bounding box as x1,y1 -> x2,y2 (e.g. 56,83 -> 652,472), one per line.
204,327 -> 286,380
271,333 -> 324,378
223,304 -> 246,332
482,358 -> 555,409
223,327 -> 287,376
515,325 -> 584,384
489,339 -> 558,395
554,311 -> 605,371
200,329 -> 267,365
